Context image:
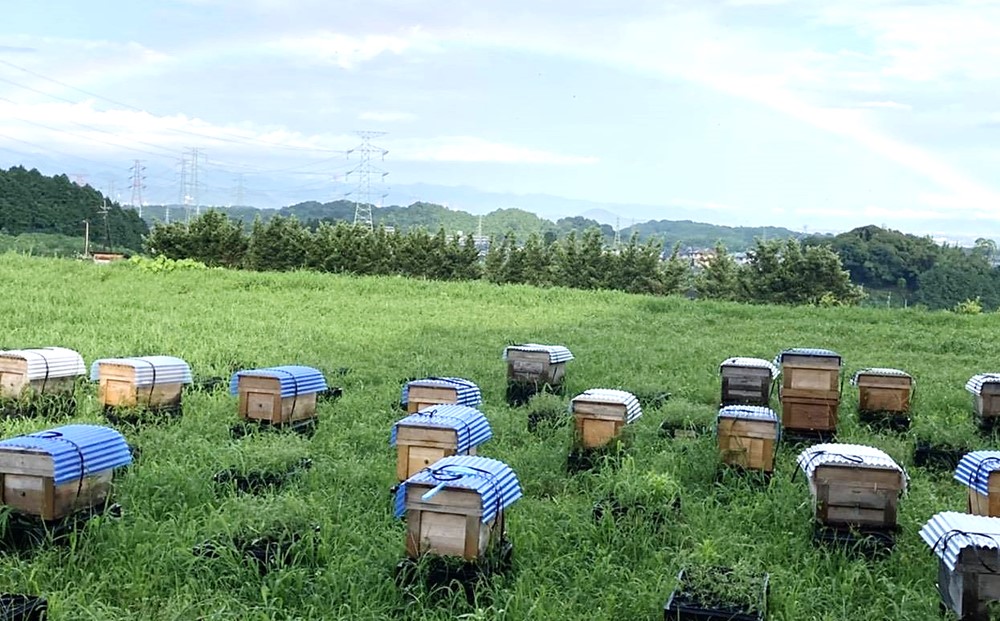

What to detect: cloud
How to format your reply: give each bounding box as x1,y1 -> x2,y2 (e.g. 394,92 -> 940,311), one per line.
358,111 -> 416,123
857,101 -> 912,111
264,32 -> 417,69
393,136 -> 598,165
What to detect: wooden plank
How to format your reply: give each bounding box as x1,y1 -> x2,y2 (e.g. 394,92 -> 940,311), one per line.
571,400 -> 627,419
721,368 -> 772,405
780,354 -> 841,370
401,445 -> 450,481
0,448 -> 54,477
407,385 -> 459,413
781,386 -> 841,401
858,385 -> 911,413
814,465 -> 904,488
979,393 -> 1000,419
507,351 -> 556,383
718,418 -> 778,440
2,470 -> 112,520
0,357 -> 28,398
395,425 -> 459,447
781,397 -> 838,431
574,415 -> 623,449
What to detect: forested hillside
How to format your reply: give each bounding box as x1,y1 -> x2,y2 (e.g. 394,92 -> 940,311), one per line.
0,166 -> 147,252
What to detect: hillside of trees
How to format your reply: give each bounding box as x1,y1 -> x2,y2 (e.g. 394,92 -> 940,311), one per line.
802,225 -> 1000,309
139,200 -> 800,251
0,166 -> 147,252
145,210 -> 861,307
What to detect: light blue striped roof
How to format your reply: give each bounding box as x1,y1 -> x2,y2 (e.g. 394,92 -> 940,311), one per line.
773,348 -> 842,367
394,455 -> 522,523
850,367 -> 913,386
719,357 -> 779,379
717,405 -> 779,423
90,356 -> 192,386
401,377 -> 482,407
0,347 -> 86,380
503,344 -> 574,364
954,451 -> 1000,495
796,443 -> 907,489
228,366 -> 328,397
0,424 -> 131,484
391,405 -> 493,453
571,388 -> 642,423
920,511 -> 1000,571
966,373 -> 1000,395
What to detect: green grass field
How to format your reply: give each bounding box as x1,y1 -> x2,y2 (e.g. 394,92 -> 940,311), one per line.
1,253 -> 999,620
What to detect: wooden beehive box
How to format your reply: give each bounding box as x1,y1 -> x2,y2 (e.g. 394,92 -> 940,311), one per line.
0,348 -> 85,400
392,405 -> 492,481
571,389 -> 642,450
92,356 -> 191,409
967,374 -> 1000,421
719,357 -> 778,407
403,377 -> 482,414
395,455 -> 521,561
504,344 -> 573,386
921,512 -> 1000,621
230,365 -> 327,425
717,406 -> 780,472
798,443 -> 906,529
852,368 -> 913,414
781,396 -> 838,432
0,424 -> 131,520
956,451 -> 1000,518
777,348 -> 842,401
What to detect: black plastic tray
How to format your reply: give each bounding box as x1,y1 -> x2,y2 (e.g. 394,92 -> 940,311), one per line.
506,381 -> 564,409
230,417 -> 318,440
658,421 -> 709,440
193,525 -> 320,575
592,493 -> 680,526
0,503 -> 123,553
395,539 -> 514,604
664,568 -> 768,621
213,458 -> 313,495
103,403 -> 182,428
858,410 -> 911,432
781,428 -> 836,447
913,440 -> 967,472
811,523 -> 898,558
0,594 -> 47,621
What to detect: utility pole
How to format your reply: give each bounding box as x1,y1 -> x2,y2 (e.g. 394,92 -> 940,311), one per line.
614,217 -> 622,249
82,220 -> 90,257
175,155 -> 189,224
234,173 -> 245,207
129,159 -> 146,217
345,130 -> 388,231
186,147 -> 202,216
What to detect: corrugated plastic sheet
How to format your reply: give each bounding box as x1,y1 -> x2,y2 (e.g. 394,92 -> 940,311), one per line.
401,377 -> 482,407
391,404 -> 493,453
394,455 -> 522,523
571,388 -> 642,423
0,424 -> 131,484
796,443 -> 908,490
719,357 -> 779,379
954,451 -> 1000,495
966,373 -> 1000,395
502,344 -> 574,364
717,405 -> 779,423
850,367 -> 913,386
90,356 -> 192,387
773,348 -> 842,367
920,511 -> 1000,571
0,347 -> 86,381
228,366 -> 328,397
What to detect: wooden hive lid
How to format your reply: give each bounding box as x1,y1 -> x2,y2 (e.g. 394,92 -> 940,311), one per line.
391,404 -> 493,453
774,348 -> 842,368
719,357 -> 779,379
0,347 -> 86,380
571,388 -> 642,423
796,442 -> 907,490
954,451 -> 1000,495
850,367 -> 913,386
229,365 -> 328,397
0,424 -> 131,482
502,344 -> 574,364
90,355 -> 192,386
394,455 -> 522,523
966,373 -> 1000,395
401,377 -> 482,408
920,511 -> 1000,571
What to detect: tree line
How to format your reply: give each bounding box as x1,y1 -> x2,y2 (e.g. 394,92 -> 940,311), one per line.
146,210 -> 862,306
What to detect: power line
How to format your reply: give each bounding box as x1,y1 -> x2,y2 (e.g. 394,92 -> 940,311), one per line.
346,130 -> 388,231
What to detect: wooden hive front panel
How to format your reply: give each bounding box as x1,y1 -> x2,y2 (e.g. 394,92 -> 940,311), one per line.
394,425 -> 475,481
976,384 -> 1000,419
239,376 -> 317,424
0,446 -> 114,520
720,366 -> 772,406
967,471 -> 1000,518
857,375 -> 912,413
99,363 -> 182,408
407,385 -> 459,413
810,465 -> 903,528
572,399 -> 627,449
1,358 -> 78,400
781,397 -> 838,431
939,550 -> 1000,619
781,355 -> 840,400
717,418 -> 778,472
403,483 -> 495,560
506,351 -> 564,385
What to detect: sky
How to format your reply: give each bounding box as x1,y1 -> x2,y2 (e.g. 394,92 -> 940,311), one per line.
1,0 -> 999,240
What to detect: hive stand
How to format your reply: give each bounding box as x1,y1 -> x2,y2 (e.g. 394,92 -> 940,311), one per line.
0,502 -> 123,553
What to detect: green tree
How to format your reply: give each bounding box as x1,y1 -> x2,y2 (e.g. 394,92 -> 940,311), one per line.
245,215 -> 310,271
695,241 -> 739,300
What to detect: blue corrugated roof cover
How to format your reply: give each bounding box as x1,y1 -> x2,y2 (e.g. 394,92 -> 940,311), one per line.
391,405 -> 493,453
954,451 -> 1000,495
89,355 -> 192,386
0,424 -> 131,484
229,365 -> 328,397
394,455 -> 522,523
400,377 -> 482,407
